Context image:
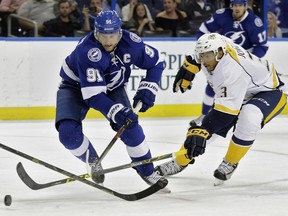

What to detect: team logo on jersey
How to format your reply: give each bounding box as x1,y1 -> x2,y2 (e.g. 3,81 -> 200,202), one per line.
225,31 -> 245,47
216,8 -> 225,14
106,66 -> 126,91
130,32 -> 141,43
87,48 -> 102,62
254,17 -> 263,27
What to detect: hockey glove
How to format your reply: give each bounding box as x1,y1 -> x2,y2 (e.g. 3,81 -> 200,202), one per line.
184,126 -> 210,159
173,55 -> 201,93
133,79 -> 159,112
107,103 -> 138,129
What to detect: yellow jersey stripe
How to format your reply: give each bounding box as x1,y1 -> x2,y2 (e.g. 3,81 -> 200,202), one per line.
271,64 -> 279,89
214,104 -> 240,115
264,93 -> 287,124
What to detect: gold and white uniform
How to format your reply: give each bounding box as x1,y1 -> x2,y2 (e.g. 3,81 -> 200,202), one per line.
202,42 -> 284,117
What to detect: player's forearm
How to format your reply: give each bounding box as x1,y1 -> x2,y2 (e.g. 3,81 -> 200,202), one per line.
251,45 -> 268,58
144,59 -> 164,83
85,92 -> 116,117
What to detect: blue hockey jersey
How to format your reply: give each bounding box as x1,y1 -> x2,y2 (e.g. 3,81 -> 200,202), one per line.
59,30 -> 164,114
197,8 -> 268,58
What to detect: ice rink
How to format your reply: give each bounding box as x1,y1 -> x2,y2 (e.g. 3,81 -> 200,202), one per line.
0,116 -> 288,216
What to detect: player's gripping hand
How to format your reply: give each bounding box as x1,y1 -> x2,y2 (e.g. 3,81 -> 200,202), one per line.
107,103 -> 138,129
133,79 -> 159,112
184,126 -> 210,159
173,55 -> 201,93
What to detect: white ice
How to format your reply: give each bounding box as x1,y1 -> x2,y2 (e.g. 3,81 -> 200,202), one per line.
0,116 -> 288,216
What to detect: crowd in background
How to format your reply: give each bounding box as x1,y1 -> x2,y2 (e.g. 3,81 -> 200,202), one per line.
0,0 -> 287,38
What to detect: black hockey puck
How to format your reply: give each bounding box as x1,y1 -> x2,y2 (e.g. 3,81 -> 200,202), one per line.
4,195 -> 12,206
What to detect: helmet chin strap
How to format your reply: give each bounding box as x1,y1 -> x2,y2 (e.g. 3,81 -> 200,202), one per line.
214,50 -> 221,62
215,48 -> 225,62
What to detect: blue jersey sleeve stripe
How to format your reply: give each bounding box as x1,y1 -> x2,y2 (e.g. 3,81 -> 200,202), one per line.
62,60 -> 80,82
81,86 -> 107,100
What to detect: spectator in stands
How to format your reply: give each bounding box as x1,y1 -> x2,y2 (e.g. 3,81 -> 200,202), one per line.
185,0 -> 214,22
267,11 -> 282,38
0,0 -> 26,36
43,0 -> 76,37
269,0 -> 288,37
68,0 -> 83,30
126,2 -> 154,36
154,0 -> 190,37
121,0 -> 153,23
17,0 -> 56,36
54,0 -> 82,30
82,0 -> 102,32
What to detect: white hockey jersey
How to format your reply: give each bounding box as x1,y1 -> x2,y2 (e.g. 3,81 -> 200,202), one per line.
201,41 -> 285,116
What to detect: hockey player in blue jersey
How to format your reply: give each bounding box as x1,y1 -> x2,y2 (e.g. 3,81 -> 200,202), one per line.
191,0 -> 269,126
55,10 -> 168,188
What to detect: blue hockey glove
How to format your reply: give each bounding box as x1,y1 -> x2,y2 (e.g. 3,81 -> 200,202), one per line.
173,55 -> 201,93
133,79 -> 159,112
184,126 -> 210,159
107,103 -> 138,129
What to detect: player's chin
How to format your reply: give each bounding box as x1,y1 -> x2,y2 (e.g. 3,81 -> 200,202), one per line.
103,45 -> 116,52
204,65 -> 212,71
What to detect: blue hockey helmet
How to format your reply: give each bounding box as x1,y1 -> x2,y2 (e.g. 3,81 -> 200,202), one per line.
230,0 -> 247,4
94,10 -> 122,34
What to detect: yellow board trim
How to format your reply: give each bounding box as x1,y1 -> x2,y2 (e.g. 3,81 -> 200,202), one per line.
0,103 -> 287,120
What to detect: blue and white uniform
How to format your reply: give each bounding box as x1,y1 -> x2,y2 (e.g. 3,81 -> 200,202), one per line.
197,7 -> 268,57
56,30 -> 164,177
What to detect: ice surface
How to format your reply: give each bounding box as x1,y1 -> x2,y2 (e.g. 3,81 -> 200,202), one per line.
0,117 -> 288,216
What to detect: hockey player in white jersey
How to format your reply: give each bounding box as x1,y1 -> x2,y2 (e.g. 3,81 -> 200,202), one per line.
155,33 -> 287,184
192,0 -> 269,127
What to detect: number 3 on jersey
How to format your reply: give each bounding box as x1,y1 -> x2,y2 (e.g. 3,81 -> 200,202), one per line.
86,68 -> 103,82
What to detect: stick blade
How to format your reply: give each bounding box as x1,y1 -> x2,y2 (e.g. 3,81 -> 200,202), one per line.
16,162 -> 42,190
127,178 -> 169,201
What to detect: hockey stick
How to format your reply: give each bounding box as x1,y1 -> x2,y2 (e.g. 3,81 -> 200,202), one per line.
94,102 -> 142,167
96,149 -> 187,176
15,149 -> 187,190
0,143 -> 167,201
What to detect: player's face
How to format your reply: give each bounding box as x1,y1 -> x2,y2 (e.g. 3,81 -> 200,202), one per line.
231,4 -> 247,20
200,51 -> 218,72
97,32 -> 121,52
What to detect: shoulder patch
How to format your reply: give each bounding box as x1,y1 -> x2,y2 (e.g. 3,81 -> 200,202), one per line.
87,48 -> 102,62
254,17 -> 263,27
216,8 -> 225,14
129,32 -> 142,43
